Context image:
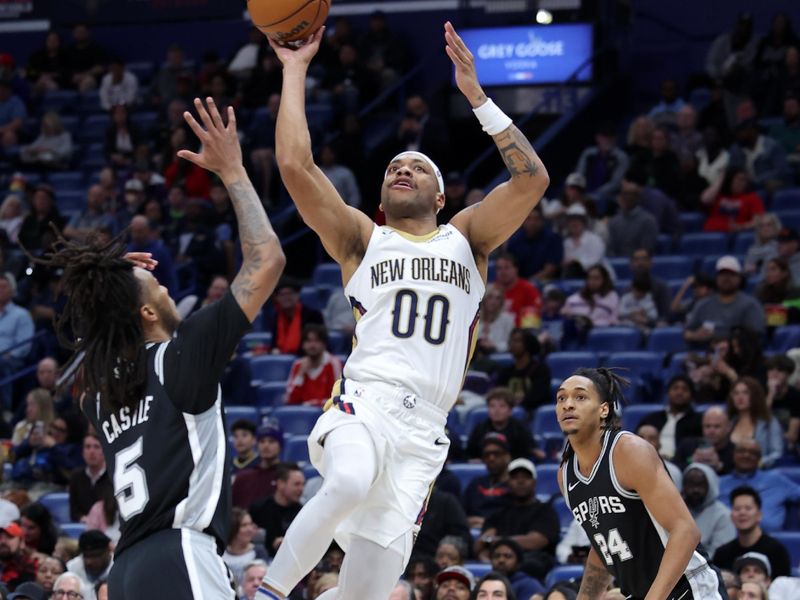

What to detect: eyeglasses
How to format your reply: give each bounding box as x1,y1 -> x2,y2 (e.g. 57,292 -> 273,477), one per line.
53,591 -> 83,599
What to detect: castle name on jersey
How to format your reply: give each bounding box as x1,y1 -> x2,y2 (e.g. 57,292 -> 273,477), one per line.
370,257 -> 472,293
101,396 -> 153,443
572,495 -> 627,527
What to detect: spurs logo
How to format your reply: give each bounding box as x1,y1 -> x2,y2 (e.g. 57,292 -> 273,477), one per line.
588,497 -> 601,529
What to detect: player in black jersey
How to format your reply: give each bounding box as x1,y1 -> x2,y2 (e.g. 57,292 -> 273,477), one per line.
35,98 -> 285,600
556,368 -> 727,600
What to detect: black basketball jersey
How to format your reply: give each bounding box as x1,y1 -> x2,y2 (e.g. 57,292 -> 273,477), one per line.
84,292 -> 251,557
562,430 -> 708,600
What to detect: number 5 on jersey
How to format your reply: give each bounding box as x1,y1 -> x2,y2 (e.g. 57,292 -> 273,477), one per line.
593,528 -> 633,566
114,437 -> 150,520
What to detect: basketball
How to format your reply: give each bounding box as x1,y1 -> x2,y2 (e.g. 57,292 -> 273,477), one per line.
248,0 -> 330,43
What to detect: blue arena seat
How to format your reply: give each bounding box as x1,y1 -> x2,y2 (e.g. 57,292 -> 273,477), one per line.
81,114 -> 110,138
255,382 -> 286,409
448,463 -> 487,491
651,256 -> 693,280
665,352 -> 690,380
463,371 -> 491,395
299,285 -> 324,311
536,431 -> 566,462
56,190 -> 86,212
776,210 -> 800,232
446,410 -> 464,437
546,352 -> 599,380
41,90 -> 79,113
545,565 -> 584,588
678,213 -> 705,233
608,257 -> 631,280
237,332 -> 272,356
126,61 -> 155,83
272,406 -> 323,435
60,523 -> 86,539
536,464 -> 560,498
312,263 -> 342,287
551,496 -> 575,534
532,406 -> 561,436
678,233 -> 728,257
249,355 -> 296,385
688,87 -> 712,111
772,532 -> 800,568
39,493 -> 70,525
769,325 -> 800,353
48,171 -> 84,190
733,231 -> 755,254
488,352 -> 513,369
646,327 -> 687,354
607,351 -> 665,401
464,562 -> 492,579
283,435 -> 310,463
586,328 -> 641,353
78,91 -> 102,114
327,330 -> 350,355
620,404 -> 658,432
130,111 -> 157,132
772,187 -> 800,211
225,406 -> 259,431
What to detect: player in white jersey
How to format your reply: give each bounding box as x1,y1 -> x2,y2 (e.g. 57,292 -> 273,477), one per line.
257,22 -> 549,600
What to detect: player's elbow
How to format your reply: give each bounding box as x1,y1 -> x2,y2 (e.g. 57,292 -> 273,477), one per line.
276,148 -> 314,174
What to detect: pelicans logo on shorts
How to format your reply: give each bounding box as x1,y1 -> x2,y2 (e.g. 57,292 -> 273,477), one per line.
403,395 -> 416,409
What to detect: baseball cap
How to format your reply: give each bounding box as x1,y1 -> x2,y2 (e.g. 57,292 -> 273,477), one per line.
733,551 -> 771,578
508,457 -> 537,478
78,530 -> 111,554
0,521 -> 22,539
7,582 -> 45,600
0,500 -> 20,526
565,204 -> 588,219
778,227 -> 800,243
565,172 -> 586,189
124,179 -> 144,192
435,565 -> 475,591
715,256 -> 742,274
256,420 -> 284,445
481,432 -> 509,453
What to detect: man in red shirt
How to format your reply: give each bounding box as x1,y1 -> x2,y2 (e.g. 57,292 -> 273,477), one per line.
494,252 -> 542,328
286,324 -> 343,406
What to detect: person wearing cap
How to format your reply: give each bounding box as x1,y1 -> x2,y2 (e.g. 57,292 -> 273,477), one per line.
685,255 -> 766,345
712,486 -> 791,579
466,388 -> 534,460
270,277 -> 324,355
464,433 -> 513,529
561,204 -> 605,279
6,581 -> 45,600
489,538 -> 544,599
729,117 -> 790,191
681,463 -> 737,557
67,530 -> 112,593
249,463 -> 305,557
0,521 -> 37,590
434,565 -> 474,600
703,168 -> 765,233
734,551 -> 772,586
638,375 -> 703,461
574,121 -> 630,201
506,206 -> 563,281
230,419 -> 259,474
232,421 -> 284,509
476,457 -> 559,578
606,177 -> 659,257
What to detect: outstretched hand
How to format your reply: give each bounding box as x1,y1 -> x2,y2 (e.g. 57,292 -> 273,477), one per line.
268,27 -> 326,68
177,97 -> 243,183
444,21 -> 485,108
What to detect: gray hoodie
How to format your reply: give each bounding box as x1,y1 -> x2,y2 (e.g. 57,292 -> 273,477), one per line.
683,463 -> 736,557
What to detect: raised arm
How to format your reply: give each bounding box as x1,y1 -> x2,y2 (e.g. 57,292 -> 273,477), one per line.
178,98 -> 285,322
615,435 -> 701,600
267,31 -> 373,276
446,22 -> 549,261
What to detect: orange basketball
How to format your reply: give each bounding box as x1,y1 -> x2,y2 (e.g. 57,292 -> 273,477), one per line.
248,0 -> 330,43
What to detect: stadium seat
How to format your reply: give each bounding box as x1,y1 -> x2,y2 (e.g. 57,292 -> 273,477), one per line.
733,232 -> 755,254
249,355 -> 296,385
225,406 -> 259,432
81,114 -> 111,139
772,188 -> 800,211
255,382 -> 286,409
446,410 -> 464,437
327,330 -> 350,355
488,352 -> 513,369
665,352 -> 689,380
776,210 -> 800,232
463,371 -> 491,395
585,328 -> 641,353
536,431 -> 566,462
130,111 -> 157,132
678,233 -> 728,257
646,327 -> 687,354
560,279 -> 584,295
620,404 -> 658,432
678,213 -> 705,233
607,351 -> 664,401
39,493 -> 70,525
464,406 -> 526,437
448,463 -> 487,491
41,90 -> 79,113
312,263 -> 342,287
57,190 -> 86,212
237,332 -> 272,356
532,406 -> 561,436
772,532 -> 800,568
60,523 -> 86,539
126,61 -> 155,83
299,285 -> 324,311
283,435 -> 310,463
464,563 -> 492,579
608,257 -> 631,280
78,91 -> 102,114
536,464 -> 560,498
651,256 -> 693,280
48,171 -> 84,190
487,260 -> 496,283
698,254 -> 745,275
768,325 -> 800,353
272,406 -> 323,435
657,234 -> 675,254
551,496 -> 575,534
302,464 -> 321,482
688,87 -> 712,111
545,565 -> 584,588
546,352 -> 599,380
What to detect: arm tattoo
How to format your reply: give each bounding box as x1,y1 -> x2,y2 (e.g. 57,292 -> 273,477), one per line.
227,180 -> 276,302
494,125 -> 540,178
577,561 -> 612,600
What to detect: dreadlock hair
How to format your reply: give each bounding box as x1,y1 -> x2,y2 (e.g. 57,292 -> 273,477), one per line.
560,367 -> 629,466
29,229 -> 146,412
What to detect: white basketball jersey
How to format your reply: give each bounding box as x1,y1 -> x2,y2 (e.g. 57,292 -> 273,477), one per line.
343,224 -> 485,411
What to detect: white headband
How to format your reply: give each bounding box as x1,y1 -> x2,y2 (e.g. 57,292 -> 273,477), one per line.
388,151 -> 445,195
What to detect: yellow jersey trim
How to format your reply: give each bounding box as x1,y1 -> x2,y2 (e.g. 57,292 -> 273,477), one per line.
386,225 -> 441,243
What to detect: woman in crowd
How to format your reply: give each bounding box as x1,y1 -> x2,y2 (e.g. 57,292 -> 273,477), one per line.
20,502 -> 59,556
476,285 -> 516,354
435,535 -> 468,570
562,265 -> 619,327
36,555 -> 66,598
703,168 -> 765,233
222,507 -> 269,587
12,388 -> 55,445
727,376 -> 784,467
104,104 -> 142,168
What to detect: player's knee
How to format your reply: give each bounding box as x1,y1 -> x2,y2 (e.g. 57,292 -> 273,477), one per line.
322,469 -> 371,507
